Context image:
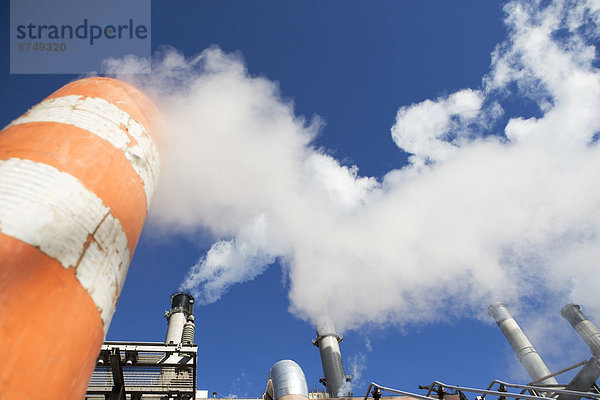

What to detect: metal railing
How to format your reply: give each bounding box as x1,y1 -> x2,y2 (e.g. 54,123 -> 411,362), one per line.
363,379 -> 600,400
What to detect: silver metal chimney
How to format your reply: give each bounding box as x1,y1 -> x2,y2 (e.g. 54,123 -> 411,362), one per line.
561,304 -> 600,357
164,293 -> 195,345
313,317 -> 351,397
264,360 -> 309,400
488,302 -> 558,386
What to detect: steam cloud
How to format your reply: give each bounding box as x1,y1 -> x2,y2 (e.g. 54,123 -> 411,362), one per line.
108,0 -> 600,332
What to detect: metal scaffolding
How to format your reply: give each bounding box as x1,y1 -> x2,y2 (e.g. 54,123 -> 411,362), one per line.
85,341 -> 197,400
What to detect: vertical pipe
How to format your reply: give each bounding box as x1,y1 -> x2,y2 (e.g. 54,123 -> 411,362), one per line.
488,302 -> 558,386
561,304 -> 600,357
0,77 -> 160,399
165,292 -> 195,344
265,360 -> 309,400
182,315 -> 196,345
313,317 -> 351,397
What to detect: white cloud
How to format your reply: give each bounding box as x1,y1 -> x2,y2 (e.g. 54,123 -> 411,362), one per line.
108,0 -> 600,337
390,89 -> 486,166
179,214 -> 277,304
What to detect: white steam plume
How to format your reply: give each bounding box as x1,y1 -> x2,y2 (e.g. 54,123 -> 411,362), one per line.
107,0 -> 600,332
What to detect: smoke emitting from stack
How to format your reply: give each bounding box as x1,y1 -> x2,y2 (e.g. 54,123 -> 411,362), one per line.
106,0 -> 600,336
313,317 -> 351,397
0,78 -> 160,398
165,292 -> 196,345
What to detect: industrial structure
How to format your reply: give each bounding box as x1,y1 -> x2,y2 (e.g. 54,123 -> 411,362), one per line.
78,297 -> 600,400
313,317 -> 352,398
85,293 -> 198,400
3,79 -> 600,400
0,77 -> 160,399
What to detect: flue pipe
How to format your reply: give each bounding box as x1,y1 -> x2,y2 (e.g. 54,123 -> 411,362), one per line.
561,304 -> 600,357
165,293 -> 195,344
489,302 -> 558,386
264,360 -> 309,400
0,77 -> 160,399
313,317 -> 351,397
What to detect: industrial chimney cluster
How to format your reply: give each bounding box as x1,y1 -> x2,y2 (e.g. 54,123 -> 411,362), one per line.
262,317 -> 352,400
6,77 -> 600,400
489,302 -> 600,399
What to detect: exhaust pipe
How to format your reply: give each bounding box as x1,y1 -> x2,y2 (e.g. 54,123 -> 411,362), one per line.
264,360 -> 309,400
313,317 -> 351,397
561,304 -> 600,357
165,293 -> 195,345
488,302 -> 558,386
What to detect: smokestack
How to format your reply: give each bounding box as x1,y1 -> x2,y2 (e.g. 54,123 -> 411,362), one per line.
165,292 -> 195,344
0,78 -> 160,399
312,317 -> 351,397
561,304 -> 600,357
556,305 -> 600,400
264,360 -> 309,400
488,302 -> 558,386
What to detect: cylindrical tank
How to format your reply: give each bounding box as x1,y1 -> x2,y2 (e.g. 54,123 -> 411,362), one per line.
488,302 -> 558,386
165,292 -> 195,344
0,77 -> 160,399
561,304 -> 600,357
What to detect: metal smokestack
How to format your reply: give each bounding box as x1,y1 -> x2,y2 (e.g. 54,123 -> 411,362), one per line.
561,304 -> 600,357
556,306 -> 600,400
313,317 -> 351,397
488,302 -> 558,386
165,293 -> 195,345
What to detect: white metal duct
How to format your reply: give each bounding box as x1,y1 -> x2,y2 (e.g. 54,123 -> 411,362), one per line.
488,302 -> 558,387
264,360 -> 309,400
561,304 -> 600,357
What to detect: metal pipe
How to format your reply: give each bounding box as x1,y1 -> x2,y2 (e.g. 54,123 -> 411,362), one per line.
364,379 -> 600,400
528,360 -> 589,385
165,293 -> 195,344
488,302 -> 558,386
363,382 -> 435,400
313,317 -> 351,397
561,304 -> 600,357
182,315 -> 196,345
431,381 -> 598,400
265,360 -> 309,400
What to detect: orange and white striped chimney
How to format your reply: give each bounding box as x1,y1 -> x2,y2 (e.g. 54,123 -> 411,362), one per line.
0,77 -> 160,399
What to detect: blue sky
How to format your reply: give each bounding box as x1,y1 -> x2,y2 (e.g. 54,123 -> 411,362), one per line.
3,0 -> 600,397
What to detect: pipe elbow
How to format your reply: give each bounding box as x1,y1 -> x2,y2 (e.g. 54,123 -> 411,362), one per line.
265,360 -> 309,400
